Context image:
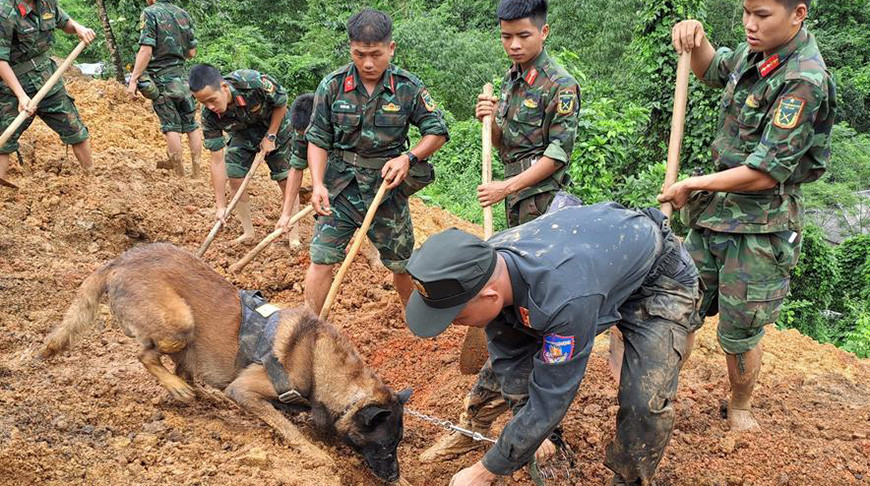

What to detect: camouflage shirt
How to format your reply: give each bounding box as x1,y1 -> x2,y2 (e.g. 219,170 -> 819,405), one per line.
138,0 -> 196,75
496,49 -> 580,200
688,28 -> 837,234
201,70 -> 290,152
306,63 -> 448,160
0,0 -> 69,96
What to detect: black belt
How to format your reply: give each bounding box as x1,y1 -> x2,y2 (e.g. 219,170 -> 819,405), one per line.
340,150 -> 400,170
640,208 -> 694,286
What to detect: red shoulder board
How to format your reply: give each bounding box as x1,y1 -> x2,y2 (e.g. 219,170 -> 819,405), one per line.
17,3 -> 26,16
518,306 -> 531,328
235,95 -> 246,107
390,73 -> 396,93
524,68 -> 539,85
344,74 -> 355,93
759,54 -> 780,78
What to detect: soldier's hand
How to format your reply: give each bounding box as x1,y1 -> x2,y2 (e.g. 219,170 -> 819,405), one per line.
311,184 -> 332,216
534,439 -> 556,466
126,83 -> 138,100
657,180 -> 693,210
17,94 -> 35,116
275,212 -> 292,232
672,20 -> 706,54
475,94 -> 499,122
449,461 -> 497,486
215,206 -> 228,224
76,26 -> 97,46
260,137 -> 277,154
477,181 -> 511,208
382,154 -> 410,189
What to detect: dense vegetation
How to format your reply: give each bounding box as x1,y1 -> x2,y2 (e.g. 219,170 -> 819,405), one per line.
56,0 -> 869,355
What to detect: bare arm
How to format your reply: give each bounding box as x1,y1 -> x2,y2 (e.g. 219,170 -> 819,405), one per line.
61,18 -> 96,45
307,144 -> 331,215
209,149 -> 228,209
127,45 -> 153,90
657,165 -> 778,209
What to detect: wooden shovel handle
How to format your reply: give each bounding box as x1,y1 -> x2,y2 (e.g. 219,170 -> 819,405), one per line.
229,204 -> 315,273
661,51 -> 692,219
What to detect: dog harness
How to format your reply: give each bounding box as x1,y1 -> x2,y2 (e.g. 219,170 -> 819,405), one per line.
236,290 -> 307,405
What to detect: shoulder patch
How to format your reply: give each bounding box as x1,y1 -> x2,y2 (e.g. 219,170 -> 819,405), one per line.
773,96 -> 805,129
420,88 -> 436,112
557,88 -> 577,115
260,75 -> 275,94
542,334 -> 575,364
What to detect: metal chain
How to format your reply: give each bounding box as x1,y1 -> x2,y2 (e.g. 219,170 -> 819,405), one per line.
404,408 -> 497,444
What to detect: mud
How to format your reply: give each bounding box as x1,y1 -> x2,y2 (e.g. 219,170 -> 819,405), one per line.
1,79 -> 868,486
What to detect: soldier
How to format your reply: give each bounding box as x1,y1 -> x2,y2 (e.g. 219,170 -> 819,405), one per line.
405,203 -> 702,486
126,0 -> 202,177
0,0 -> 96,181
275,92 -> 315,247
660,0 -> 836,431
189,64 -> 294,246
303,8 -> 448,314
421,0 -> 580,463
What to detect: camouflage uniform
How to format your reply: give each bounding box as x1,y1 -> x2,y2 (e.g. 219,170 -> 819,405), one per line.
495,49 -> 580,227
289,126 -> 308,170
683,28 -> 836,354
201,70 -> 292,181
138,0 -> 197,134
0,0 -> 88,154
305,63 -> 448,272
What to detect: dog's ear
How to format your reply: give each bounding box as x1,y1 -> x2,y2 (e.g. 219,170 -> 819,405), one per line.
396,388 -> 413,405
359,406 -> 392,428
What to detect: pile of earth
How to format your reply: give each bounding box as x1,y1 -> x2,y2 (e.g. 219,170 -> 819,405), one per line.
1,78 -> 868,485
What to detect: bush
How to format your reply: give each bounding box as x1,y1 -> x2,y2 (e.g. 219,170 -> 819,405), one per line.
834,234 -> 870,309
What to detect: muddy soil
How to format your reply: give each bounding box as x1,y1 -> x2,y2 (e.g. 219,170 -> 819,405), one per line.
1,80 -> 868,486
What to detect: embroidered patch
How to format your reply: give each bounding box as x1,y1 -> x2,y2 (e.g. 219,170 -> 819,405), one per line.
542,334 -> 575,364
41,12 -> 53,20
260,75 -> 275,94
255,303 -> 280,318
413,279 -> 429,298
518,306 -> 531,328
344,74 -> 355,93
773,96 -> 805,129
235,95 -> 247,107
421,89 -> 436,112
524,68 -> 539,85
759,54 -> 780,78
745,95 -> 760,109
557,89 -> 576,115
523,98 -> 538,109
382,102 -> 401,112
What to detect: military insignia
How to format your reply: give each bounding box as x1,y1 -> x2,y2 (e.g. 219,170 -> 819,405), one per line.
17,3 -> 26,17
260,75 -> 275,94
523,98 -> 538,109
542,334 -> 575,364
41,12 -> 53,20
759,54 -> 780,78
251,104 -> 262,113
382,102 -> 401,112
773,96 -> 805,129
235,95 -> 247,107
412,279 -> 429,298
518,306 -> 531,328
421,89 -> 436,112
745,95 -> 760,109
524,68 -> 539,85
343,74 -> 355,93
557,89 -> 576,115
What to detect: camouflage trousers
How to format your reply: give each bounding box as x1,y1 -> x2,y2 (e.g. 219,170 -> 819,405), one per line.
468,218 -> 702,484
150,72 -> 198,134
685,228 -> 801,355
0,83 -> 89,154
505,190 -> 557,228
310,176 -> 414,273
224,128 -> 291,181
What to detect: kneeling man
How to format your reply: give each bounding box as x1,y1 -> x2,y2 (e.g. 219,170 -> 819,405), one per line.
405,202 -> 702,486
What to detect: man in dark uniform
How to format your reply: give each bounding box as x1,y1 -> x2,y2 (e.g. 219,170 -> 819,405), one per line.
0,0 -> 95,181
127,0 -> 202,177
406,203 -> 702,486
422,0 -> 580,463
303,8 -> 448,314
189,64 -> 293,246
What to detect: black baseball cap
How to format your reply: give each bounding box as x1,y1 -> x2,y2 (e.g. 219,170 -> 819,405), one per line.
405,228 -> 497,338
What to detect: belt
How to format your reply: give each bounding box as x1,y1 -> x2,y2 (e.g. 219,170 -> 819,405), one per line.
503,156 -> 538,177
11,52 -> 50,78
639,208 -> 692,286
146,64 -> 185,78
340,150 -> 398,170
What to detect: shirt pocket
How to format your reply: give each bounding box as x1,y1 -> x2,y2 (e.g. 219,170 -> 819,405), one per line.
509,100 -> 545,146
330,102 -> 361,129
374,111 -> 408,128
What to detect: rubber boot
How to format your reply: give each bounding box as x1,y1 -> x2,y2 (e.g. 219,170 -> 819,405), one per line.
419,395 -> 508,463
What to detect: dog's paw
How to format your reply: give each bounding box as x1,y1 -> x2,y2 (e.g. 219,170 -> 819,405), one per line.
167,380 -> 196,403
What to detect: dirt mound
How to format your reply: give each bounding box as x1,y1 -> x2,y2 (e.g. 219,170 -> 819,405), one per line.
1,79 -> 868,486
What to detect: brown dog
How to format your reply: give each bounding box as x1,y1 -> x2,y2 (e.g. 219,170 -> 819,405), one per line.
38,243 -> 411,482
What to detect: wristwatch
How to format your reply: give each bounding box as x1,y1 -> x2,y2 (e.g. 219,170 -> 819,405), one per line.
406,151 -> 419,166
266,133 -> 277,142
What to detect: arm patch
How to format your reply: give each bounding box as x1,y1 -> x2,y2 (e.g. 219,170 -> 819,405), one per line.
773,96 -> 806,129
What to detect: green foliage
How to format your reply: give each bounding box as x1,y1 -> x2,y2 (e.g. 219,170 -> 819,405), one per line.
789,225 -> 840,309
834,234 -> 870,308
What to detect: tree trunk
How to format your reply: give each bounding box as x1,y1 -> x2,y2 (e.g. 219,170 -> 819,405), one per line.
94,0 -> 125,84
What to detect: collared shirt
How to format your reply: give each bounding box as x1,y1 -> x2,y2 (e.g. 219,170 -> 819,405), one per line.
480,203 -> 660,475
0,0 -> 68,64
201,70 -> 290,152
138,0 -> 196,74
691,27 -> 837,234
